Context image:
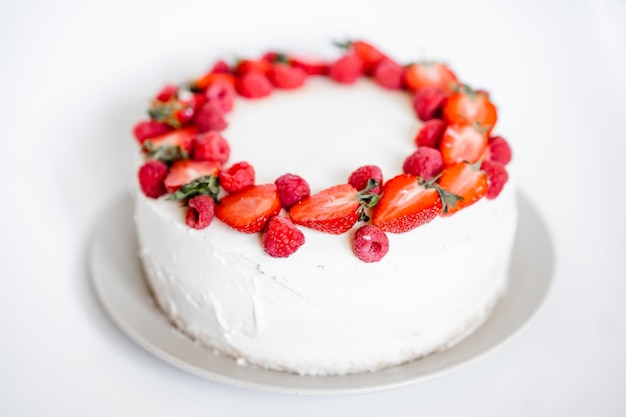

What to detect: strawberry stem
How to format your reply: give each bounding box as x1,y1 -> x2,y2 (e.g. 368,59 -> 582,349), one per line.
434,185 -> 463,214
168,175 -> 220,204
142,143 -> 188,164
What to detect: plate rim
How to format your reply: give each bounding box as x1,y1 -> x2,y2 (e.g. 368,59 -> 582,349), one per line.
89,190 -> 554,396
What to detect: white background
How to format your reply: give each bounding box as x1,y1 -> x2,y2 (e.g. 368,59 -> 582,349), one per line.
2,0 -> 626,415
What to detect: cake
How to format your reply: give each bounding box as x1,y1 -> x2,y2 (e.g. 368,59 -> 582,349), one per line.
132,40 -> 517,376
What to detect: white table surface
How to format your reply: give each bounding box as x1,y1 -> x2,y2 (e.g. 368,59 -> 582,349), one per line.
2,0 -> 626,415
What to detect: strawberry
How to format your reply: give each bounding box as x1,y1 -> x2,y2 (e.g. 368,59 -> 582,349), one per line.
290,56 -> 331,75
437,162 -> 488,215
142,127 -> 197,162
404,62 -> 458,94
268,63 -> 308,89
371,174 -> 443,233
329,53 -> 363,84
439,123 -> 488,166
262,216 -> 305,258
338,40 -> 388,75
132,120 -> 172,144
289,183 -> 379,234
155,84 -> 178,102
235,58 -> 272,76
412,87 -> 447,121
485,135 -> 512,165
209,60 -> 231,74
215,184 -> 281,233
414,119 -> 446,148
236,71 -> 273,99
148,96 -> 195,129
164,159 -> 221,193
373,58 -> 404,90
442,86 -> 497,134
193,72 -> 237,92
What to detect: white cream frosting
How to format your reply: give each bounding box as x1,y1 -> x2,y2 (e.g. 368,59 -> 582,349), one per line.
134,78 -> 518,376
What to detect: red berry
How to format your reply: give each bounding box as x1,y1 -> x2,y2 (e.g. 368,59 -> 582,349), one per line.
329,53 -> 363,84
164,159 -> 220,193
412,88 -> 447,121
268,63 -> 308,89
210,60 -> 230,74
481,160 -> 509,200
155,84 -> 178,102
138,160 -> 169,198
262,216 -> 305,258
486,136 -> 512,165
195,102 -> 227,133
403,147 -> 444,180
236,71 -> 272,99
192,131 -> 230,164
219,161 -> 255,193
205,81 -> 235,113
186,195 -> 215,229
415,119 -> 446,149
348,165 -> 383,194
352,225 -> 389,263
373,59 -> 404,90
290,56 -> 330,75
275,173 -> 311,209
133,120 -> 172,144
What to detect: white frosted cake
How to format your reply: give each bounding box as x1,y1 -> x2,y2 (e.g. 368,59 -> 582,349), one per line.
132,41 -> 517,376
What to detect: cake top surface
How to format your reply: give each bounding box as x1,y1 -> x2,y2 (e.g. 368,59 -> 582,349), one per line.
133,40 -> 513,262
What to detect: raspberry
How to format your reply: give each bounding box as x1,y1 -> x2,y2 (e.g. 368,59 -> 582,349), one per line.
412,87 -> 446,121
348,165 -> 383,194
329,53 -> 363,84
373,58 -> 404,90
414,119 -> 446,148
236,71 -> 272,99
192,131 -> 230,164
262,216 -> 305,258
132,120 -> 172,144
481,160 -> 509,200
138,160 -> 169,198
195,102 -> 227,133
275,173 -> 311,209
185,195 -> 215,229
219,161 -> 255,193
486,136 -> 512,165
268,64 -> 308,89
155,84 -> 178,102
210,59 -> 230,74
205,81 -> 235,113
352,225 -> 389,263
403,148 -> 443,180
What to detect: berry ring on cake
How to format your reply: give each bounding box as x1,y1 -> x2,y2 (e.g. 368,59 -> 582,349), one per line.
133,40 -> 517,376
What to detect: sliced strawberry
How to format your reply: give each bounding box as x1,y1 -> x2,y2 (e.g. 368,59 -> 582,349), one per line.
443,86 -> 497,134
155,84 -> 178,102
440,123 -> 488,165
209,60 -> 231,74
289,183 -> 378,234
290,56 -> 331,75
133,120 -> 172,144
215,184 -> 281,233
268,63 -> 308,89
142,127 -> 197,162
437,162 -> 488,215
404,62 -> 458,94
164,159 -> 220,193
235,58 -> 272,76
346,40 -> 388,75
193,72 -> 237,92
371,174 -> 442,233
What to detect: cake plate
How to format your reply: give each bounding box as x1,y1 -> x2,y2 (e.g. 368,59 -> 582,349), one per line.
89,191 -> 554,395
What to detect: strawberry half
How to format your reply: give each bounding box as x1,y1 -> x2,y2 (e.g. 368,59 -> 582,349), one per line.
215,184 -> 281,233
439,123 -> 488,166
371,174 -> 443,233
350,40 -> 388,75
289,182 -> 379,234
443,86 -> 497,134
142,127 -> 197,163
164,159 -> 221,193
404,62 -> 458,94
437,162 -> 488,215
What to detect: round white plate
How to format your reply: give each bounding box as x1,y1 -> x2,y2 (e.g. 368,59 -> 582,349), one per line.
89,191 -> 554,395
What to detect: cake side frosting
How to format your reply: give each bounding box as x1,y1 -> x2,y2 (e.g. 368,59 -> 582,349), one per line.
134,76 -> 518,375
